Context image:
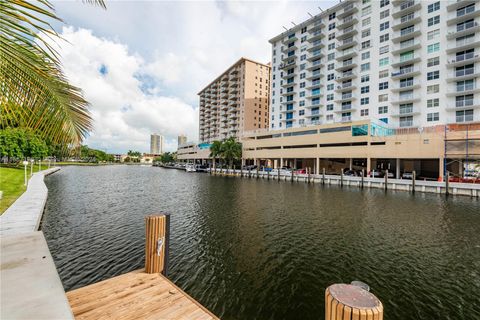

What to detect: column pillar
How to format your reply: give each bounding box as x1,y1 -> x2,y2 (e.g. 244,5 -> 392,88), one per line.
367,158 -> 371,176
458,160 -> 463,176
274,159 -> 278,169
241,158 -> 245,167
316,158 -> 320,175
349,158 -> 353,170
396,158 -> 401,179
280,158 -> 284,167
439,157 -> 445,181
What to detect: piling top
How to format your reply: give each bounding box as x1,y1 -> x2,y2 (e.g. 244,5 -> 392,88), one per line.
328,284 -> 381,309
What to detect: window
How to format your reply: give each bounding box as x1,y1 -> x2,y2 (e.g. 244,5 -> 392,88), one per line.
327,104 -> 334,111
427,98 -> 439,108
301,36 -> 307,43
361,75 -> 370,83
379,82 -> 389,90
456,95 -> 474,107
379,69 -> 389,78
329,13 -> 336,20
380,117 -> 388,124
361,109 -> 369,116
300,82 -> 306,88
300,54 -> 307,61
457,4 -> 476,17
300,73 -> 306,79
456,110 -> 474,122
327,53 -> 335,61
362,51 -> 370,60
379,57 -> 389,66
380,9 -> 389,19
299,100 -> 305,106
427,29 -> 440,41
362,29 -> 371,38
456,79 -> 475,92
427,57 -> 440,67
326,114 -> 334,121
328,33 -> 336,40
378,106 -> 388,114
328,23 -> 336,30
378,94 -> 388,102
327,83 -> 334,90
301,26 -> 307,33
380,0 -> 389,8
427,71 -> 440,80
379,34 -> 389,43
400,50 -> 414,62
327,73 -> 335,81
300,63 -> 306,70
379,45 -> 389,55
361,62 -> 370,72
299,91 -> 305,97
427,112 -> 439,122
380,22 -> 389,31
361,40 -> 371,49
399,116 -> 413,127
328,43 -> 335,50
299,109 -> 305,116
427,84 -> 440,94
428,15 -> 440,27
362,17 -> 371,27
327,94 -> 334,101
361,86 -> 370,94
361,97 -> 369,105
328,63 -> 335,71
428,2 -> 440,13
362,0 -> 370,3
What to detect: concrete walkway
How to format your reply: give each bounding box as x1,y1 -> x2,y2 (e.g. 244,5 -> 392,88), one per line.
0,167 -> 60,236
0,167 -> 74,319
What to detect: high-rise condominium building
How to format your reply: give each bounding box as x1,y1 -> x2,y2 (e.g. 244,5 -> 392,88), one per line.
269,0 -> 480,130
198,57 -> 271,143
178,135 -> 187,146
150,133 -> 164,154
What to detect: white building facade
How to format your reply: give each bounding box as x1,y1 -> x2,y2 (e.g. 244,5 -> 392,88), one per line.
269,0 -> 480,131
150,133 -> 164,154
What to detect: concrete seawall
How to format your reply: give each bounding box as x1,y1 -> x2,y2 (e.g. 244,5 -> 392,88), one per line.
0,167 -> 74,319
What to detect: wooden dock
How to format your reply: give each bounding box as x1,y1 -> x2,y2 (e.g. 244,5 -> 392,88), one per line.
67,269 -> 218,320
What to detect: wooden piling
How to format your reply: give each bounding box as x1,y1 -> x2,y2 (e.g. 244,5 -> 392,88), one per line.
291,169 -> 294,182
145,214 -> 170,275
322,168 -> 325,185
412,170 -> 416,193
384,170 -> 388,191
325,283 -> 383,320
361,169 -> 364,189
446,172 -> 450,196
277,167 -> 280,181
340,169 -> 344,187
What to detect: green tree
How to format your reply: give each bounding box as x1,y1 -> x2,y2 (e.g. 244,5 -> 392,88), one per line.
0,0 -> 105,148
158,152 -> 174,163
0,128 -> 48,161
221,137 -> 242,168
127,150 -> 142,157
209,140 -> 223,168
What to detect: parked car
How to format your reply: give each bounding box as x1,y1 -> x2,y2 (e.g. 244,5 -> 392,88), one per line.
261,167 -> 273,172
343,169 -> 359,176
271,168 -> 292,175
295,168 -> 307,174
370,170 -> 383,178
243,165 -> 257,170
386,171 -> 395,178
402,172 -> 413,180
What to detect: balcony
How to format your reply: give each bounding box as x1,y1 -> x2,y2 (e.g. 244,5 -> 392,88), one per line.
392,13 -> 422,30
306,79 -> 322,89
391,80 -> 421,92
392,1 -> 422,18
392,27 -> 421,43
398,118 -> 417,128
335,59 -> 358,72
220,103 -> 229,111
334,104 -> 356,113
335,48 -> 357,60
282,43 -> 298,53
306,90 -> 323,99
305,100 -> 323,108
306,69 -> 324,79
282,51 -> 298,61
335,83 -> 356,92
446,98 -> 480,111
305,110 -> 323,118
307,50 -> 324,60
338,3 -> 359,19
391,56 -> 421,68
446,21 -> 480,39
308,40 -> 324,52
309,19 -> 325,33
281,79 -> 295,88
309,30 -> 324,42
391,40 -> 421,54
447,84 -> 480,96
390,94 -> 421,104
337,26 -> 358,40
307,59 -> 324,70
391,66 -> 421,79
335,70 -> 357,82
335,92 -> 357,102
282,33 -> 298,45
336,37 -> 358,51
281,89 -> 296,96
337,15 -> 359,29
447,67 -> 480,81
446,52 -> 480,67
446,0 -> 477,12
447,35 -> 480,53
391,106 -> 421,117
281,70 -> 297,79
447,5 -> 480,25
279,60 -> 296,70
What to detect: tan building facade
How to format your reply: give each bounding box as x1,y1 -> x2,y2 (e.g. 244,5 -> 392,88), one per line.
199,57 -> 271,143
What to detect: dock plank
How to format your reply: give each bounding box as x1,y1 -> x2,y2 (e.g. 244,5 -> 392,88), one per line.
67,270 -> 218,320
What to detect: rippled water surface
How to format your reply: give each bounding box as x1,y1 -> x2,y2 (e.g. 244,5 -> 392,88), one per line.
43,165 -> 480,320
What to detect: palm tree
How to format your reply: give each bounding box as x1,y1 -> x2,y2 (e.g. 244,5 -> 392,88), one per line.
221,137 -> 242,169
209,140 -> 223,169
0,0 -> 106,149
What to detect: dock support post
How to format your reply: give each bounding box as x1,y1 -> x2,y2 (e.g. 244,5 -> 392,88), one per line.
340,168 -> 344,187
256,166 -> 259,179
325,283 -> 383,320
384,170 -> 388,191
361,169 -> 364,189
277,167 -> 280,181
291,169 -> 294,182
145,214 -> 170,275
322,168 -> 325,185
267,170 -> 270,180
412,170 -> 416,194
446,172 -> 450,196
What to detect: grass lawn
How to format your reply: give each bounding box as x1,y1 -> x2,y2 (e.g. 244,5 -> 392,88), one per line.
0,164 -> 49,214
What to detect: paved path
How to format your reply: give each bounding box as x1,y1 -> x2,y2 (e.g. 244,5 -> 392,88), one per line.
0,167 -> 60,236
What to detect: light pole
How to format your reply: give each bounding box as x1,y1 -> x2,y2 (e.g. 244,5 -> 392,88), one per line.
30,159 -> 34,176
23,160 -> 28,186
38,158 -> 41,171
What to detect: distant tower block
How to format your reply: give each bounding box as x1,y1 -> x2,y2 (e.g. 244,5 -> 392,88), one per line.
178,135 -> 187,146
150,134 -> 164,154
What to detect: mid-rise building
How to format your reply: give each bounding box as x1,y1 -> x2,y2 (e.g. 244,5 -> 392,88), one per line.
177,135 -> 187,147
150,133 -> 164,154
198,57 -> 271,143
269,0 -> 480,130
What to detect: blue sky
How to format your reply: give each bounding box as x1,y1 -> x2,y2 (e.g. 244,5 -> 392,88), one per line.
49,1 -> 337,153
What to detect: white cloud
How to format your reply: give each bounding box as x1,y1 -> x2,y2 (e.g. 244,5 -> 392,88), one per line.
48,27 -> 198,153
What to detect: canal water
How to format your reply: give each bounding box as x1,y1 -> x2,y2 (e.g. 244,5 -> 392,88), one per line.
43,165 -> 480,320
